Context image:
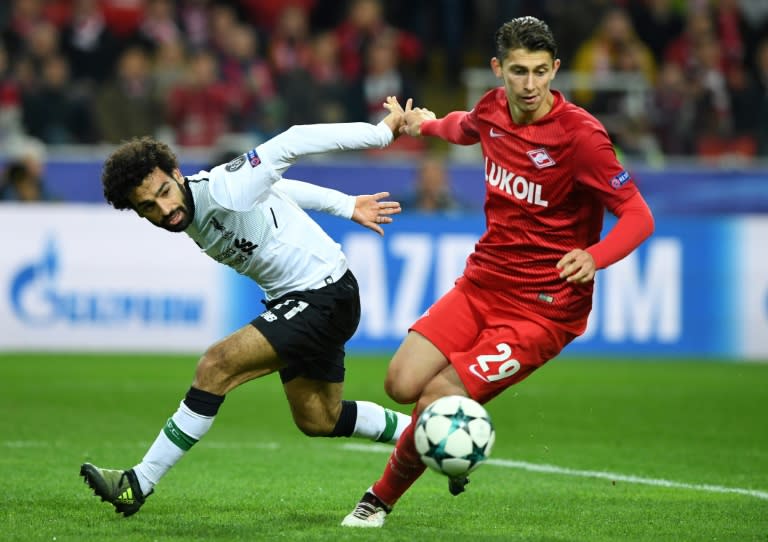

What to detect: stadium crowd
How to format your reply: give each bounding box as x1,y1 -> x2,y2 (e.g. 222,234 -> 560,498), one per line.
0,0 -> 767,189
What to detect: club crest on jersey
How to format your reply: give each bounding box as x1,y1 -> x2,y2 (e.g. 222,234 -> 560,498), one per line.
526,148 -> 556,169
247,148 -> 261,167
225,155 -> 246,172
611,170 -> 631,189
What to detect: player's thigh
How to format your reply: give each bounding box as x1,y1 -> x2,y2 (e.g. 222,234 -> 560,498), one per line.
194,324 -> 284,394
385,331 -> 451,404
387,279 -> 481,404
282,377 -> 343,435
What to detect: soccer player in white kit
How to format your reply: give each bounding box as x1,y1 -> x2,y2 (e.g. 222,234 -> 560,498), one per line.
80,97 -> 411,517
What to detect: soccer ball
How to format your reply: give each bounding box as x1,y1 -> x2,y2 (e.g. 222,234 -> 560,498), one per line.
414,395 -> 495,477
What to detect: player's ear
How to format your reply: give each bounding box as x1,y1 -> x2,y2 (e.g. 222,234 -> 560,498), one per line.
491,57 -> 502,78
551,58 -> 561,79
173,168 -> 186,184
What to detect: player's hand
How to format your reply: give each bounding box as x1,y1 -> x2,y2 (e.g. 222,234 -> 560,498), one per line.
382,96 -> 406,137
352,192 -> 401,236
401,100 -> 436,137
556,249 -> 597,284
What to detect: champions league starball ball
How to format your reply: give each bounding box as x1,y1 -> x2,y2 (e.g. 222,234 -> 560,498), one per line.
414,395 -> 495,477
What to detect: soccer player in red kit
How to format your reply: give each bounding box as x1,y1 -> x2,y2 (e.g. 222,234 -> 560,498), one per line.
341,16 -> 655,528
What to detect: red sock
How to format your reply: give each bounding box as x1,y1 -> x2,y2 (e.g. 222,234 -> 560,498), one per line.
371,410 -> 426,507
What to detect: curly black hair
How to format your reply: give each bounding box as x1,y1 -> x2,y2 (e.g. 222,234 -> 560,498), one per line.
495,16 -> 558,61
102,136 -> 179,210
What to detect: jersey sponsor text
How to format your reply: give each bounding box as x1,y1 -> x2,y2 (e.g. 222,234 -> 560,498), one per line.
484,157 -> 549,207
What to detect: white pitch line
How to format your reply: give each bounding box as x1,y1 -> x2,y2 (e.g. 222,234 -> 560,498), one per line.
340,443 -> 768,501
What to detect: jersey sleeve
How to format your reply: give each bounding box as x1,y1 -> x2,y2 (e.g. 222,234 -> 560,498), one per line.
586,192 -> 655,269
571,128 -> 638,212
421,110 -> 480,145
273,178 -> 355,219
257,120 -> 394,175
206,121 -> 393,211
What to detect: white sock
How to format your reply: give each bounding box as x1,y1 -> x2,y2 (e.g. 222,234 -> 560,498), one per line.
352,401 -> 411,443
132,401 -> 215,495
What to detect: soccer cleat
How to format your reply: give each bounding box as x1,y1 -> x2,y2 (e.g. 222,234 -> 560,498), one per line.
340,490 -> 391,528
448,475 -> 470,496
80,463 -> 151,517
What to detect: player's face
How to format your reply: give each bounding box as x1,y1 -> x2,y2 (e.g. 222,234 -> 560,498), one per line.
129,167 -> 192,232
492,48 -> 560,124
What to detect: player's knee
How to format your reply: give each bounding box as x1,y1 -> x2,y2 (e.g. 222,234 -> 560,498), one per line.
293,415 -> 333,437
384,372 -> 419,404
193,346 -> 229,391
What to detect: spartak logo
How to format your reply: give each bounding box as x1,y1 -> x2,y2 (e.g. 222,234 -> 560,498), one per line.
526,148 -> 556,169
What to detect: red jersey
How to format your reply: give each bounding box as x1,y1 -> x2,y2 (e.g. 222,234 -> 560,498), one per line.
422,89 -> 639,334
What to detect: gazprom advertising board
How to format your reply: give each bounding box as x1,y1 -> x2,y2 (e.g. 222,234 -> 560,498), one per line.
0,204 -> 225,352
1,204 -> 767,360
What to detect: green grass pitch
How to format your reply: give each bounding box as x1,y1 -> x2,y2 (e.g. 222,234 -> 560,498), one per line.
1,353 -> 766,541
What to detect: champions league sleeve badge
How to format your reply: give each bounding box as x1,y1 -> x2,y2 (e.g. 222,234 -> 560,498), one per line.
225,155 -> 246,172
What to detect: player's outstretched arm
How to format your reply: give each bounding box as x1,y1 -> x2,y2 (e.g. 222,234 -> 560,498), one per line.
257,99 -> 403,175
352,192 -> 401,236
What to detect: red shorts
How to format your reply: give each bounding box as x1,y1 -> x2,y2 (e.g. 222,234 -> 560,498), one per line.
411,276 -> 577,404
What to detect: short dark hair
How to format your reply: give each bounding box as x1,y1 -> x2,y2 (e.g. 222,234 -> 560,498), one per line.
495,16 -> 557,61
102,136 -> 179,210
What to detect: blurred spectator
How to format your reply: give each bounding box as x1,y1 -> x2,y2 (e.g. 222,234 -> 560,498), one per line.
401,0 -> 468,87
93,46 -> 164,144
60,0 -> 122,88
664,9 -> 717,75
177,0 -> 212,50
21,54 -> 94,143
239,0 -> 317,35
207,3 -> 239,58
689,34 -> 731,144
99,0 -> 145,39
218,23 -> 281,138
1,0 -> 48,58
334,0 -> 423,83
352,31 -> 416,121
23,19 -> 61,72
571,7 -> 656,107
0,135 -> 55,201
538,0 -> 617,66
752,38 -> 768,156
650,60 -> 696,155
712,0 -> 753,67
305,31 -> 350,123
269,5 -> 313,76
401,156 -> 463,213
166,49 -> 240,147
725,63 -> 761,142
12,54 -> 37,94
137,0 -> 183,52
351,30 -> 423,152
627,0 -> 685,64
0,44 -> 23,143
267,5 -> 318,126
151,37 -> 189,105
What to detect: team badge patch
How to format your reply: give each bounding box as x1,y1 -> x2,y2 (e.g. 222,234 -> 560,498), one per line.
225,155 -> 246,172
526,148 -> 556,169
247,149 -> 261,167
610,170 -> 632,189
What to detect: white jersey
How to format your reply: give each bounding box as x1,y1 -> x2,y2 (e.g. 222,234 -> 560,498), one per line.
183,121 -> 393,300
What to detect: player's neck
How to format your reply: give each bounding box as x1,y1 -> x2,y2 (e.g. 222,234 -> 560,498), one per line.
509,91 -> 554,125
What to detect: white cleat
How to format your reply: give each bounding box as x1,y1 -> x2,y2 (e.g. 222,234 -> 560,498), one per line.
340,491 -> 391,528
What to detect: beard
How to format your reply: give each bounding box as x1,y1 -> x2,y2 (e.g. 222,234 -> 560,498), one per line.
160,180 -> 195,232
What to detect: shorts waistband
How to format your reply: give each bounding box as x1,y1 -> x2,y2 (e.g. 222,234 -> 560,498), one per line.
309,265 -> 349,290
